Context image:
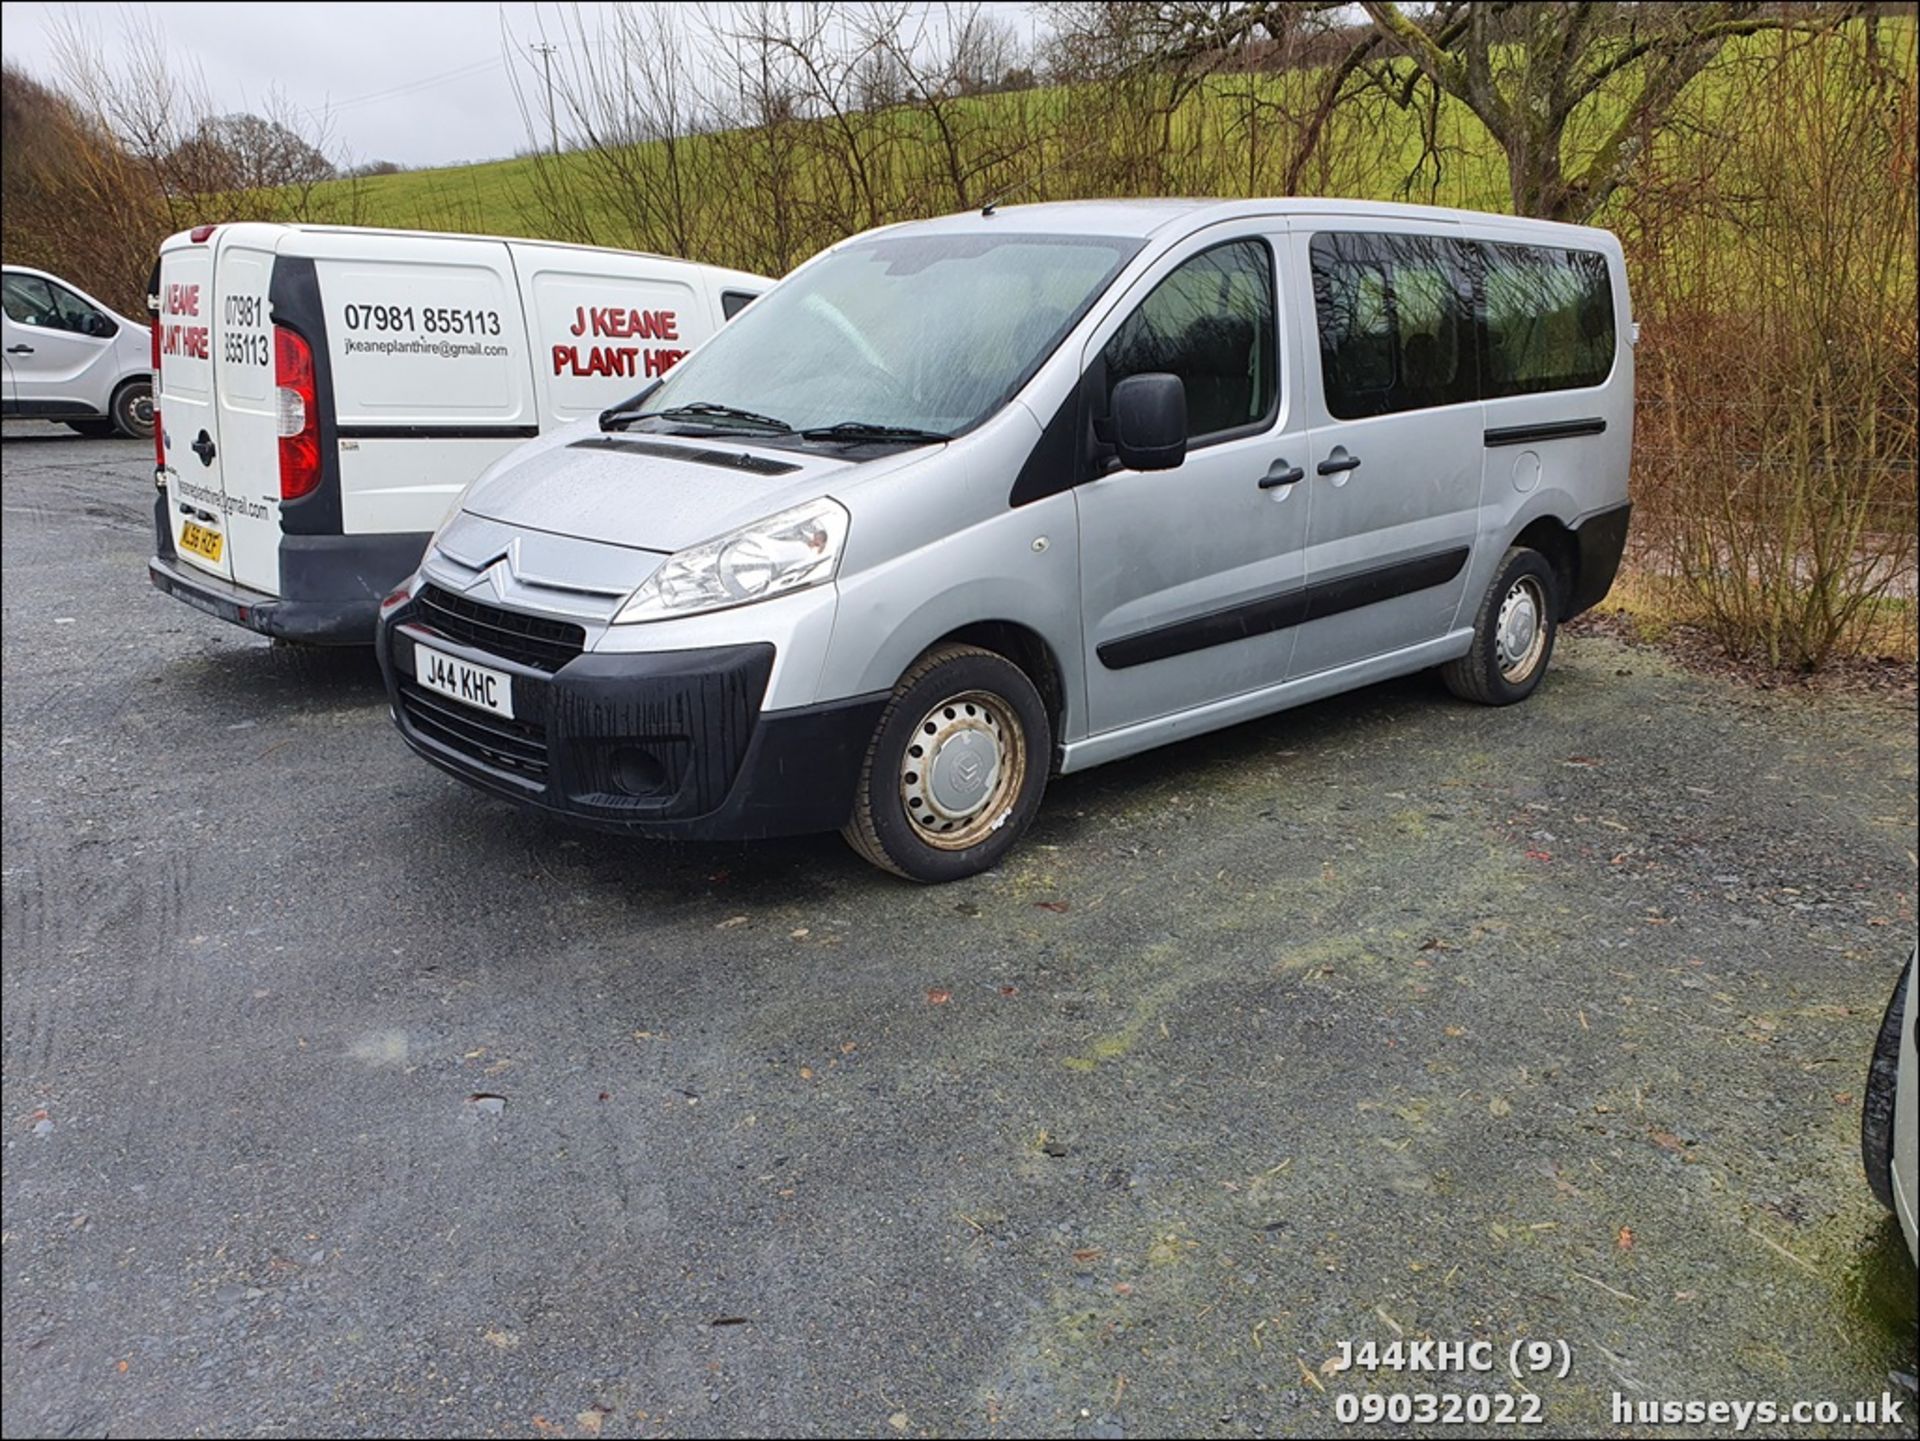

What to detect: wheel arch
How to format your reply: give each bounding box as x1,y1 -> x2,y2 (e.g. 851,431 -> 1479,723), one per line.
924,619 -> 1068,747
1510,514 -> 1580,619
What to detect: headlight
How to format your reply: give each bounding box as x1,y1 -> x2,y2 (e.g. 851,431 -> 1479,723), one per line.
614,496 -> 850,623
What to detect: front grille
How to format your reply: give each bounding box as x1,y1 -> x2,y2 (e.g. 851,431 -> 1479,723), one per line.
412,584 -> 586,673
398,681 -> 549,783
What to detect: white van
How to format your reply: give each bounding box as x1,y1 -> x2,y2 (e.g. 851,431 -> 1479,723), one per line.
2,265 -> 154,437
146,224 -> 768,643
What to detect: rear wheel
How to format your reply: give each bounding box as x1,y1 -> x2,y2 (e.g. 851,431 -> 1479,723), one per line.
111,379 -> 155,439
842,643 -> 1051,882
1442,546 -> 1559,705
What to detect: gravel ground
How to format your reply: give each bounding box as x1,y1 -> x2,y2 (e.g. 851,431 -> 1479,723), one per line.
3,422 -> 1916,1439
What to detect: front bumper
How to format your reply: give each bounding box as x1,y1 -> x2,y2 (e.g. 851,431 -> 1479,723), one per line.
378,606 -> 886,840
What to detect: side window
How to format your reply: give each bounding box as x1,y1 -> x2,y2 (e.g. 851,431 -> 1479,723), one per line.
720,289 -> 758,320
1311,233 -> 1475,418
3,273 -> 58,327
44,280 -> 112,337
1478,243 -> 1614,396
1103,238 -> 1276,443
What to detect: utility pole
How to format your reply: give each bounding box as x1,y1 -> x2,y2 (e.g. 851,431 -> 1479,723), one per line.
530,41 -> 558,154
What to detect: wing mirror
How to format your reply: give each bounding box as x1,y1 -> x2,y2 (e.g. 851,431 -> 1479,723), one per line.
1108,372 -> 1187,472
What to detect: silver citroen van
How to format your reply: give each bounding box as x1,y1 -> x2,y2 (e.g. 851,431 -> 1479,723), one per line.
375,199 -> 1634,882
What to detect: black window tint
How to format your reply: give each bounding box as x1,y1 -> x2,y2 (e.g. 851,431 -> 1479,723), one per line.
1311,233 -> 1476,419
45,281 -> 106,335
3,273 -> 58,326
720,290 -> 757,320
1103,238 -> 1276,442
1479,243 -> 1614,396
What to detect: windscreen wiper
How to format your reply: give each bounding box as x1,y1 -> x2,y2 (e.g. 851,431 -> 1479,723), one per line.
600,401 -> 793,433
797,420 -> 953,444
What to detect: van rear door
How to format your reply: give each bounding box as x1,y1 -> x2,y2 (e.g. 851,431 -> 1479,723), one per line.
210,232 -> 284,596
156,237 -> 230,580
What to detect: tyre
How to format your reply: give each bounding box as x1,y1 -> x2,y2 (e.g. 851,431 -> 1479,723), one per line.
111,379 -> 156,439
1861,957 -> 1911,1212
65,418 -> 118,438
1441,546 -> 1559,704
842,643 -> 1051,882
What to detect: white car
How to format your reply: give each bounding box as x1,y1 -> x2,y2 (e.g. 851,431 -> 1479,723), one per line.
2,264 -> 154,438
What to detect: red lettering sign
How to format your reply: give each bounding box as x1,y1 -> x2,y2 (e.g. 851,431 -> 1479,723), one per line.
552,343 -> 687,379
161,323 -> 210,358
567,305 -> 681,342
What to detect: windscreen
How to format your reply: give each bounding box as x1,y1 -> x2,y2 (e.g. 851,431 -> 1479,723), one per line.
639,232 -> 1141,437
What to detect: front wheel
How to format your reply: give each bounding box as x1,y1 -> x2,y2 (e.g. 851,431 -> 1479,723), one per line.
842,643 -> 1051,882
1442,546 -> 1559,705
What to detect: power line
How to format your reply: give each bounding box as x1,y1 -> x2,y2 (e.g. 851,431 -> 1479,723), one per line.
330,55 -> 504,113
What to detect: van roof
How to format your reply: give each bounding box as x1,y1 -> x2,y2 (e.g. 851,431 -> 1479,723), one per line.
889,197 -> 1616,247
157,223 -> 771,283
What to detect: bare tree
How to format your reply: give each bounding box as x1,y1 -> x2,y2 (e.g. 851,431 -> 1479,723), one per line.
1,62 -> 161,311
862,2 -> 1042,210
50,7 -> 352,229
1052,1 -> 1872,221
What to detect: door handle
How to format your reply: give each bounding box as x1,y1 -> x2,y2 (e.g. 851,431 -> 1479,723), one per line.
1258,460 -> 1305,490
191,430 -> 216,467
6,345 -> 33,355
1317,451 -> 1361,476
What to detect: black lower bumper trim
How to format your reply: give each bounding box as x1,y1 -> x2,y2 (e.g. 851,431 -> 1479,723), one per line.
1566,502 -> 1632,617
380,615 -> 886,840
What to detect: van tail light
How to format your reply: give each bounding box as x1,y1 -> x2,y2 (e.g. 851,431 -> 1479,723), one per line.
275,324 -> 321,500
189,224 -> 218,243
149,314 -> 165,477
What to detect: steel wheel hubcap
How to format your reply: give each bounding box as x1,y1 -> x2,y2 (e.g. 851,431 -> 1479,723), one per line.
899,690 -> 1026,850
1496,576 -> 1548,681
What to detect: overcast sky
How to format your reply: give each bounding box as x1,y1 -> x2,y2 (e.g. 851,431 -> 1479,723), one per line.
0,2 -> 1045,171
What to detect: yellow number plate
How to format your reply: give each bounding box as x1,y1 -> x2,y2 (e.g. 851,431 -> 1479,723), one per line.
179,521 -> 224,563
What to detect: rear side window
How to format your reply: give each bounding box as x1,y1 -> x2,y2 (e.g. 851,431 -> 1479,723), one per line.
1310,233 -> 1475,419
720,289 -> 758,320
1103,238 -> 1276,443
1478,243 -> 1614,396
